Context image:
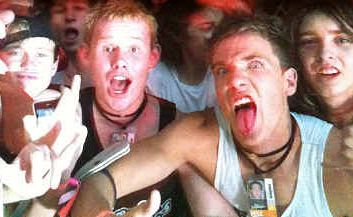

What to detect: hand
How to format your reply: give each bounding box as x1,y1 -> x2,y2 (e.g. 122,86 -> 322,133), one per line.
0,8 -> 15,73
0,123 -> 87,203
25,75 -> 82,156
0,72 -> 34,153
121,190 -> 161,217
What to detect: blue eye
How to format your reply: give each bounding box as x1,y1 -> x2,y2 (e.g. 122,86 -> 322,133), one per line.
130,46 -> 140,54
213,66 -> 228,76
248,60 -> 264,72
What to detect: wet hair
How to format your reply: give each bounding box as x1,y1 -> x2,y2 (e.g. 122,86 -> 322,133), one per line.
288,0 -> 353,118
84,0 -> 158,48
209,13 -> 292,69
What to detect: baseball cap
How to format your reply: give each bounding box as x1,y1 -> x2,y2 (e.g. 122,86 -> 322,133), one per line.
0,15 -> 55,48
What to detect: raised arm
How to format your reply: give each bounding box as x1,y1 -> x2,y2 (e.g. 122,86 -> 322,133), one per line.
71,110 -> 219,217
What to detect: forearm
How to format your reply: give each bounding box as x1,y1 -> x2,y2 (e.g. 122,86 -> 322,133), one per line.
71,172 -> 115,217
108,136 -> 185,198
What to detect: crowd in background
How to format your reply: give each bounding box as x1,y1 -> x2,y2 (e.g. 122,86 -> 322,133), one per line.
0,0 -> 353,217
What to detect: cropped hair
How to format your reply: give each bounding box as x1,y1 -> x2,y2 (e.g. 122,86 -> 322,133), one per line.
209,14 -> 292,69
288,0 -> 353,118
84,0 -> 158,47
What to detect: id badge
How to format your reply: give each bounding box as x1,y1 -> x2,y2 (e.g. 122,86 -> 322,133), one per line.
246,177 -> 277,217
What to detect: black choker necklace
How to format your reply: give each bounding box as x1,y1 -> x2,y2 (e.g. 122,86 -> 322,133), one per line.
237,116 -> 296,174
94,94 -> 148,129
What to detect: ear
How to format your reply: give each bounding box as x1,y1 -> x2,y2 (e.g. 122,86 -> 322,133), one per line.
283,67 -> 297,96
77,43 -> 90,72
50,57 -> 59,77
147,43 -> 161,72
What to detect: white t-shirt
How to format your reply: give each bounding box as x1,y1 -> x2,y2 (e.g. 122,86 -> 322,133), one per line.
147,62 -> 216,113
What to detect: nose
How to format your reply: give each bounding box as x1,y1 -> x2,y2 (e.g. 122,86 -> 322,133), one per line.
318,41 -> 335,63
65,7 -> 76,23
111,48 -> 127,70
20,52 -> 29,68
228,66 -> 248,91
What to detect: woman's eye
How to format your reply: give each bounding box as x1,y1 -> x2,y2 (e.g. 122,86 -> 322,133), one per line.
298,38 -> 318,48
335,36 -> 352,45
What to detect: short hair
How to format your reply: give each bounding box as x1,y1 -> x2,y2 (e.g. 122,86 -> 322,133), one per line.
84,0 -> 158,47
250,181 -> 263,190
48,0 -> 97,8
209,14 -> 292,69
288,0 -> 353,118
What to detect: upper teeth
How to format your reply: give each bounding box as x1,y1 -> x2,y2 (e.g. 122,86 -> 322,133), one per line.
235,97 -> 251,107
113,75 -> 127,80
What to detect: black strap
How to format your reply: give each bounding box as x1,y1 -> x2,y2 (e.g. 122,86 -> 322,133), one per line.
101,168 -> 117,204
157,96 -> 176,130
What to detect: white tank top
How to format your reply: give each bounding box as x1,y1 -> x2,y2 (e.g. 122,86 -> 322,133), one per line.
214,106 -> 334,217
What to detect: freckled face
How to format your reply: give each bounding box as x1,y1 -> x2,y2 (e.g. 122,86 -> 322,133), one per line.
87,19 -> 159,115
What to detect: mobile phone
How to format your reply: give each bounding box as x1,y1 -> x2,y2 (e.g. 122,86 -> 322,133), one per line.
9,0 -> 34,17
34,98 -> 59,118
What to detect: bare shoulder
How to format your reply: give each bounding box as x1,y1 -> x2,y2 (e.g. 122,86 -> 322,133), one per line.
324,126 -> 353,216
160,108 -> 218,138
157,108 -> 219,174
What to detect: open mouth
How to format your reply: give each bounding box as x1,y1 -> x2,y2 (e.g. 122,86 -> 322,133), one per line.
64,28 -> 79,41
318,65 -> 340,76
234,97 -> 257,135
110,75 -> 131,94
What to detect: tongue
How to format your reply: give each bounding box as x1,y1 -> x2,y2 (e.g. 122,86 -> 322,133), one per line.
235,103 -> 256,136
111,79 -> 129,93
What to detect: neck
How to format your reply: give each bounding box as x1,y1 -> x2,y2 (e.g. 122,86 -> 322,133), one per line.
177,54 -> 208,85
94,94 -> 147,127
321,95 -> 353,127
237,116 -> 297,174
242,115 -> 293,155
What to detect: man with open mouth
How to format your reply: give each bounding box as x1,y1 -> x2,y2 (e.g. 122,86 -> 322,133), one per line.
49,0 -> 93,89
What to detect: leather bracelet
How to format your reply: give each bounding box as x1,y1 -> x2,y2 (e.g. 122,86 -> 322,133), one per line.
95,210 -> 115,217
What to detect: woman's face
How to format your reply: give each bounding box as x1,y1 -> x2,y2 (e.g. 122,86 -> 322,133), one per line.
298,12 -> 353,101
183,7 -> 223,64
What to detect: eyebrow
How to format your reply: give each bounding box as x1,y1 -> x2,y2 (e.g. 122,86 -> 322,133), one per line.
299,29 -> 344,36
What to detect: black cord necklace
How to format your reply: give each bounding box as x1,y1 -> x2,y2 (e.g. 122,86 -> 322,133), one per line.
237,116 -> 297,174
94,93 -> 148,130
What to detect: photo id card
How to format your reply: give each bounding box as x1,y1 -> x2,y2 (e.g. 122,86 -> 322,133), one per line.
247,177 -> 277,217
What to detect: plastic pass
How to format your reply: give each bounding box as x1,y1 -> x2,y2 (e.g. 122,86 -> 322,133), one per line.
247,177 -> 277,217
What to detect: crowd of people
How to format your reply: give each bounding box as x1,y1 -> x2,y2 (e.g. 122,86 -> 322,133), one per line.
0,0 -> 352,217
